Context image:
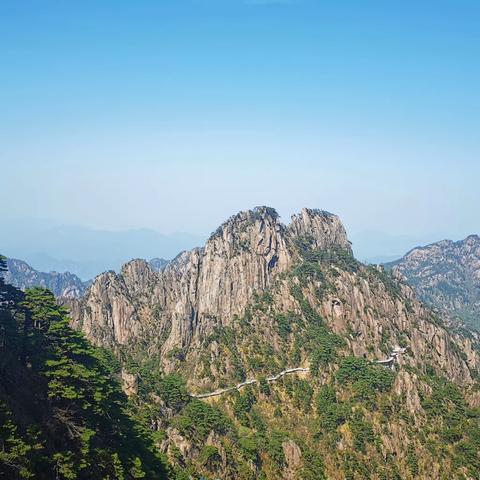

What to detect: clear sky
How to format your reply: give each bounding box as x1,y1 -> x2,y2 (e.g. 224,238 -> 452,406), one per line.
1,0 -> 479,239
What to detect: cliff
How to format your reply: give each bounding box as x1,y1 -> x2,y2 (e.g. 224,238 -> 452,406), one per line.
66,207 -> 480,479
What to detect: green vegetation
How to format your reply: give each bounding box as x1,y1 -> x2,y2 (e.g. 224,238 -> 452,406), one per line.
418,371 -> 480,477
349,411 -> 375,453
363,265 -> 403,300
289,284 -> 344,374
175,399 -> 232,441
291,379 -> 313,412
293,236 -> 359,274
234,388 -> 257,425
266,430 -> 286,467
316,385 -> 349,433
0,257 -> 168,479
336,356 -> 394,405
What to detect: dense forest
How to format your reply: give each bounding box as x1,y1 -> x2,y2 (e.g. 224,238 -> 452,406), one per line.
0,256 -> 168,479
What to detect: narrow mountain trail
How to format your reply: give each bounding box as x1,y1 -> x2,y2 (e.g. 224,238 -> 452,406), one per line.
190,348 -> 407,399
191,368 -> 309,399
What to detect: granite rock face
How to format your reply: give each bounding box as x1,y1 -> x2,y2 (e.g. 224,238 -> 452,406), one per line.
387,235 -> 480,330
70,207 -> 349,364
68,207 -> 478,388
64,207 -> 480,480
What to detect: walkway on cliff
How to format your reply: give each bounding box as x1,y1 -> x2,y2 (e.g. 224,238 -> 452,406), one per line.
190,347 -> 407,399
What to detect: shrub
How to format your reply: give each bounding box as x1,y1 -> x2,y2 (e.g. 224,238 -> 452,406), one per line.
336,356 -> 394,404
175,400 -> 231,440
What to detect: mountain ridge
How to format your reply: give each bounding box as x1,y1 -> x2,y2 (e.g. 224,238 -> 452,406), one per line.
46,206 -> 480,479
2,257 -> 88,298
386,234 -> 480,330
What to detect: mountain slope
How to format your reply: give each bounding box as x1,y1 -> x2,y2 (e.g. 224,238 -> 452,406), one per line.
386,235 -> 480,330
0,258 -> 169,479
68,207 -> 480,479
2,258 -> 88,298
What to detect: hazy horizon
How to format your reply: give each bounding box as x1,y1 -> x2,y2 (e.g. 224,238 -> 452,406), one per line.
1,210 -> 474,279
1,1 -> 479,264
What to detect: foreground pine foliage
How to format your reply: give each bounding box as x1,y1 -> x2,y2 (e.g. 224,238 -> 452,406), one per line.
0,257 -> 168,480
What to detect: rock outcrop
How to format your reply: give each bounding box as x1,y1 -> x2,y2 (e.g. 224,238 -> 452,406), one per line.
70,207 -> 349,362
69,207 -> 478,385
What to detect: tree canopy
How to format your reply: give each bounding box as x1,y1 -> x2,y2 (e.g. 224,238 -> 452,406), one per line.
0,256 -> 168,480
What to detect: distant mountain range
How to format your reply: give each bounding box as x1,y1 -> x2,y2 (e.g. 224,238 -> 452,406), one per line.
1,257 -> 170,298
2,258 -> 89,298
386,235 -> 480,330
0,218 -> 204,280
148,257 -> 170,272
349,230 -> 452,264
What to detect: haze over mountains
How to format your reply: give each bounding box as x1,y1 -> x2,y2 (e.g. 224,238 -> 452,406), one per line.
2,216 -> 468,280
349,230 -> 453,264
0,218 -> 205,280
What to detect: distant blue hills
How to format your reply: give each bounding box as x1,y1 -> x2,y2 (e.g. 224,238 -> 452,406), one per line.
1,218 -> 205,280
1,218 -> 467,280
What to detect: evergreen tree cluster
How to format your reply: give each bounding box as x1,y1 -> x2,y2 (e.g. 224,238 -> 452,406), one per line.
0,256 -> 168,480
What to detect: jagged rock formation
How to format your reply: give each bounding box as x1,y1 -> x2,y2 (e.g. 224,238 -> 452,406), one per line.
70,207 -> 477,382
67,207 -> 480,479
2,257 -> 88,298
69,207 -> 352,367
387,235 -> 480,330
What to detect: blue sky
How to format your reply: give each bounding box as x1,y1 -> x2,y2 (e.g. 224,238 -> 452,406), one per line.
1,0 -> 479,240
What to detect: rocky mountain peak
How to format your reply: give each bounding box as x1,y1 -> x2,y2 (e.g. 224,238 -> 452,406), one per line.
207,207 -> 281,249
207,206 -> 352,259
288,208 -> 352,253
120,259 -> 156,293
70,207 -> 354,355
206,206 -> 284,256
464,234 -> 480,249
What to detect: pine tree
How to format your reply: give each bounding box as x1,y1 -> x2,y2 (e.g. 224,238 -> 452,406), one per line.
0,260 -> 169,480
130,457 -> 146,479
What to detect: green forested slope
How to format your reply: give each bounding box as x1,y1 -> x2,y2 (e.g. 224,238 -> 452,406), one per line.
119,248 -> 480,480
0,256 -> 168,480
